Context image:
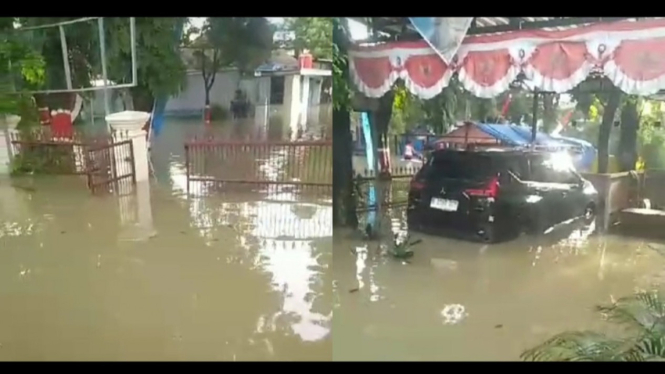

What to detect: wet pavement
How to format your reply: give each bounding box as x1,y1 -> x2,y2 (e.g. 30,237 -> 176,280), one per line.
0,119 -> 332,361
332,208 -> 665,361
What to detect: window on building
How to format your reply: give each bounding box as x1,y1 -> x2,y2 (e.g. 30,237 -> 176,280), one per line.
270,76 -> 285,105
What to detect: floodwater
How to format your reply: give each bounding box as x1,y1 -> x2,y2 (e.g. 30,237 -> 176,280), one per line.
0,119 -> 332,361
332,208 -> 665,361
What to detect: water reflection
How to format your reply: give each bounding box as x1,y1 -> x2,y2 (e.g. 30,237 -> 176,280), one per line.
179,193 -> 332,343
160,119 -> 332,351
0,119 -> 331,361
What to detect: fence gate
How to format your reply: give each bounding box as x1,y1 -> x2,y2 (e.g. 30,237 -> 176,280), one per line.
85,139 -> 136,194
184,136 -> 333,194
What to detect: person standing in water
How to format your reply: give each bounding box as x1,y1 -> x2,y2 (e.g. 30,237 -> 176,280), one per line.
403,140 -> 421,161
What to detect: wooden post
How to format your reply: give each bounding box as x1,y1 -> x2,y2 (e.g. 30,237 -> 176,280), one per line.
531,90 -> 539,144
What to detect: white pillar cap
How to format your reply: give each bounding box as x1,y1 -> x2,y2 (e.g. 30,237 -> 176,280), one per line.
106,111 -> 151,132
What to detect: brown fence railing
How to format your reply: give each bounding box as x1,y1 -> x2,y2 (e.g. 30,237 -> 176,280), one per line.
8,128 -> 113,175
8,128 -> 136,195
86,139 -> 136,195
184,134 -> 332,194
354,167 -> 417,212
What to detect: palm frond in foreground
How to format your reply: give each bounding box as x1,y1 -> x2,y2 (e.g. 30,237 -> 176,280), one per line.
521,290 -> 665,361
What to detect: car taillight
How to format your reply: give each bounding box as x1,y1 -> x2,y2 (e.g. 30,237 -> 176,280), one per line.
465,176 -> 500,198
410,179 -> 426,191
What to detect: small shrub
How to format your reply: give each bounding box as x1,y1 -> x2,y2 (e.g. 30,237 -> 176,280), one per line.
210,104 -> 229,121
10,130 -> 77,176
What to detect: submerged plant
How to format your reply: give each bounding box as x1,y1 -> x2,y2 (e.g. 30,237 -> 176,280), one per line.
521,290 -> 665,361
389,233 -> 422,260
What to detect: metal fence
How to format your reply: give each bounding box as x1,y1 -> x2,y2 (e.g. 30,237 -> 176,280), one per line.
184,132 -> 332,195
8,128 -> 136,194
8,128 -> 109,174
354,167 -> 417,212
86,139 -> 135,194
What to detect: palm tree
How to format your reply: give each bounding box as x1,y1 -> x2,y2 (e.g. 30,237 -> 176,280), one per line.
521,290 -> 665,361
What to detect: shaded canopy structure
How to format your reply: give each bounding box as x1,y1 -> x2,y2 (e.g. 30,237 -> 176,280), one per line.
334,17 -> 664,227
349,18 -> 665,100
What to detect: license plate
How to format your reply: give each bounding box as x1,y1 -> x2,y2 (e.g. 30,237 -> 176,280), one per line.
430,197 -> 459,212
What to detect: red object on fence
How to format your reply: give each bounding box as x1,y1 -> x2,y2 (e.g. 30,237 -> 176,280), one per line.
204,104 -> 211,125
299,53 -> 313,69
51,110 -> 73,138
38,107 -> 51,126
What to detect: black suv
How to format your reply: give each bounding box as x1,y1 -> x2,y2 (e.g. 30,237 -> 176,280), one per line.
406,148 -> 599,243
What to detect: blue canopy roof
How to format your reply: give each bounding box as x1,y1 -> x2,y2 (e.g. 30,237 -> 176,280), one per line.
475,124 -> 576,148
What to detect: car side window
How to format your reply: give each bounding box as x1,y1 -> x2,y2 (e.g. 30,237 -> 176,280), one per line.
499,156 -> 528,184
529,155 -> 580,184
528,157 -> 551,183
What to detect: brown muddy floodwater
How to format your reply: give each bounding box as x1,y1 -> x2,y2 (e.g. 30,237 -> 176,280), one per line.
0,119 -> 332,361
333,208 -> 665,361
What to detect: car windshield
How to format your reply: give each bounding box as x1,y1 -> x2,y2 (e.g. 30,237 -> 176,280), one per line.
427,152 -> 496,181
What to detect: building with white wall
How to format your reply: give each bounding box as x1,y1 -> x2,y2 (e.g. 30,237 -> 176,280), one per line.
84,49 -> 332,137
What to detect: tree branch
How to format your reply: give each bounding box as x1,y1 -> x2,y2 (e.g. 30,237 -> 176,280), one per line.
206,49 -> 219,91
200,48 -> 210,87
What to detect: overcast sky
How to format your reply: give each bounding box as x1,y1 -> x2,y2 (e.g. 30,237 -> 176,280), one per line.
347,19 -> 368,40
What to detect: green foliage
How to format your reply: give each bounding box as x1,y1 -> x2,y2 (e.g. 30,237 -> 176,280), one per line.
390,233 -> 421,260
281,17 -> 333,59
415,77 -> 476,133
185,17 -> 273,104
201,17 -> 273,76
12,17 -> 189,112
106,17 -> 188,110
332,19 -> 351,111
9,130 -> 77,176
0,18 -> 45,125
15,17 -> 98,90
522,290 -> 665,361
10,147 -> 74,176
390,83 -> 423,134
637,101 -> 665,168
210,103 -> 229,121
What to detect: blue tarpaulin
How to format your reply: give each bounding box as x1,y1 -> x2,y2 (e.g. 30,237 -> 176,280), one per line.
476,124 -> 564,146
473,124 -> 596,171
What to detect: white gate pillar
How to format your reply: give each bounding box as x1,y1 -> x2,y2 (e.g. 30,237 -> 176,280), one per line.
105,111 -> 151,183
105,111 -> 155,241
1,115 -> 21,171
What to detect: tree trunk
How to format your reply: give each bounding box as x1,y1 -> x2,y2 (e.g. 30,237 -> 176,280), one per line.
618,98 -> 639,172
332,16 -> 357,227
372,91 -> 395,175
542,93 -> 559,132
204,87 -> 212,124
332,106 -> 356,227
598,88 -> 623,173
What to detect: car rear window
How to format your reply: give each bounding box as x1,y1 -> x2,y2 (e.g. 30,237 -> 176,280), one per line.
426,152 -> 496,181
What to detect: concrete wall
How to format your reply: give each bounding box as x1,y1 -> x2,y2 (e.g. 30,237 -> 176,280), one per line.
581,171 -> 637,231
85,70 -> 264,118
